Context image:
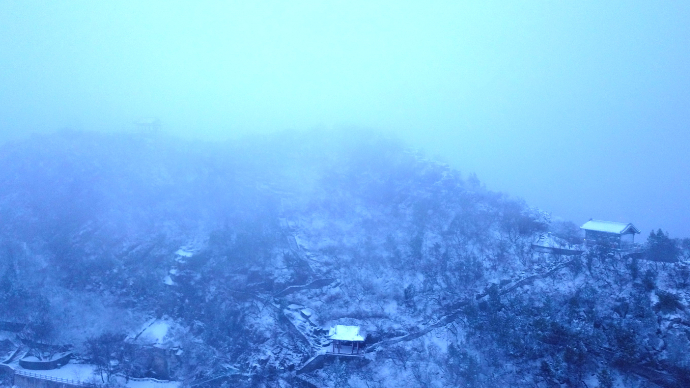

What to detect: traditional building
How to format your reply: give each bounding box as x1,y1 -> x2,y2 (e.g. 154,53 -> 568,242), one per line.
328,325 -> 364,355
580,219 -> 640,248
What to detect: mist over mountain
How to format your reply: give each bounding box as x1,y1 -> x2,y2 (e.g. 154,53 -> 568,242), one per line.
2,1 -> 689,387
3,2 -> 690,237
0,130 -> 689,388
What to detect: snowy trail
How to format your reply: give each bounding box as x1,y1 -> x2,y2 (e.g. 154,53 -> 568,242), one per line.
273,278 -> 336,297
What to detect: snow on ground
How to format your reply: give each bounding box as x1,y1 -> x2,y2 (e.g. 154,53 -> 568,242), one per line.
383,301 -> 398,315
0,331 -> 16,341
16,363 -> 97,382
140,321 -> 170,345
129,318 -> 177,347
175,249 -> 194,257
423,328 -> 450,353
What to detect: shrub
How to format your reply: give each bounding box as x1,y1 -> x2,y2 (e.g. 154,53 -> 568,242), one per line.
655,290 -> 684,313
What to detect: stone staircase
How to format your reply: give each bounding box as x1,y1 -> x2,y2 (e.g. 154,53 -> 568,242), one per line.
282,307 -> 329,353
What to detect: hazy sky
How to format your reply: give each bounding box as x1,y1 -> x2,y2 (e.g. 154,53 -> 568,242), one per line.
1,1 -> 689,237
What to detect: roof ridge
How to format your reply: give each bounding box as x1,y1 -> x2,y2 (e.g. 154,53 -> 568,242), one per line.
581,220 -> 639,234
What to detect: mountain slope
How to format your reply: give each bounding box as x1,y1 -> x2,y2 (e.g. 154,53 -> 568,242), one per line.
0,130 -> 689,388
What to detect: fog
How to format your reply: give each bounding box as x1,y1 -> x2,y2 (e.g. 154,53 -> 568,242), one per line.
1,1 -> 689,237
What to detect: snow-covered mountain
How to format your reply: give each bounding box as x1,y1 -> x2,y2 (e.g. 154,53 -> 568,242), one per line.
0,130 -> 689,388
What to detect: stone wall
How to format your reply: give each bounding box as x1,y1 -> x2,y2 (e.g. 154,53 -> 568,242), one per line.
20,353 -> 72,370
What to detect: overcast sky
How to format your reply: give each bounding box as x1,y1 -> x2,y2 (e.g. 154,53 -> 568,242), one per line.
1,1 -> 689,237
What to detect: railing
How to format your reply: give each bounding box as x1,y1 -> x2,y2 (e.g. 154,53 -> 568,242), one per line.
13,368 -> 178,387
117,375 -> 178,384
14,369 -> 100,387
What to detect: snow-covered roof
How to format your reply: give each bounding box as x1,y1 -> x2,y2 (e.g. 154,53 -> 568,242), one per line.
138,321 -> 169,345
328,325 -> 364,342
580,220 -> 640,234
175,248 -> 195,258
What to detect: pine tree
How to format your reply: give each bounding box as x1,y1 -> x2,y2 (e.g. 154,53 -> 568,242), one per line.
646,229 -> 679,262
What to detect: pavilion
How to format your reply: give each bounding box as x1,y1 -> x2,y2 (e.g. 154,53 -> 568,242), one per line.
580,219 -> 640,248
328,325 -> 364,355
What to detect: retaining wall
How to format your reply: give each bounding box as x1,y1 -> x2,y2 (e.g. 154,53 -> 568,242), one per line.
20,353 -> 72,370
13,370 -> 96,388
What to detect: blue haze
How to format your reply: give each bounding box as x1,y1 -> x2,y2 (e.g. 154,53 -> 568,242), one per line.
1,1 -> 689,237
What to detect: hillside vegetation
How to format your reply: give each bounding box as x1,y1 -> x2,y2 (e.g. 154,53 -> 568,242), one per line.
1,130 -> 689,387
